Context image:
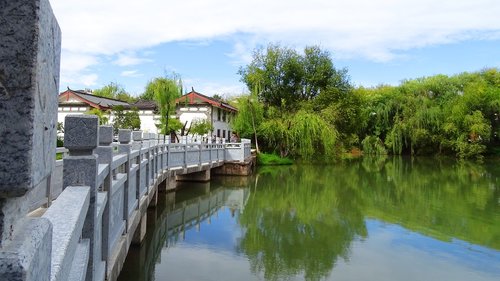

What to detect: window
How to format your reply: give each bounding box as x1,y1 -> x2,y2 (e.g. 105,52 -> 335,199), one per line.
217,129 -> 220,137
223,111 -> 227,122
217,108 -> 221,121
223,130 -> 226,138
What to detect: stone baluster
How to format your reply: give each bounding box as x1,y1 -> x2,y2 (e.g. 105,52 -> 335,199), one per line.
0,0 -> 60,279
118,130 -> 133,230
132,131 -> 145,198
142,133 -> 151,192
63,115 -> 105,281
150,133 -> 157,180
158,134 -> 165,172
95,125 -> 113,263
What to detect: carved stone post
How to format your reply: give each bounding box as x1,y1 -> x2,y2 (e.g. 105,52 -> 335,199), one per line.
132,131 -> 146,198
118,130 -> 133,231
95,125 -> 113,263
63,115 -> 105,281
0,0 -> 60,279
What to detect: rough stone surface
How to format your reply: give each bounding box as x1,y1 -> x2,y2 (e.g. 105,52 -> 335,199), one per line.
42,186 -> 90,281
132,131 -> 142,141
64,115 -> 99,153
118,129 -> 131,144
98,126 -> 113,146
142,133 -> 150,140
0,197 -> 29,247
0,217 -> 52,281
0,0 -> 61,198
63,156 -> 100,281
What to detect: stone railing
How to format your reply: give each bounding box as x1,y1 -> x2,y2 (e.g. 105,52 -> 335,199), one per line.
225,139 -> 252,162
24,115 -> 251,281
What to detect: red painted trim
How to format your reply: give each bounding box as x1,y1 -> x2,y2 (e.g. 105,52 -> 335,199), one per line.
59,91 -> 104,110
175,91 -> 238,112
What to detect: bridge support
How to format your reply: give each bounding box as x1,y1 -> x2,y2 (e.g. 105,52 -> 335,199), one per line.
176,169 -> 211,182
0,0 -> 60,280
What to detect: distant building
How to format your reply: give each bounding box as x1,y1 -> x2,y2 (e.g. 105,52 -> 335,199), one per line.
176,89 -> 237,141
130,99 -> 160,134
57,88 -> 129,126
58,88 -> 237,140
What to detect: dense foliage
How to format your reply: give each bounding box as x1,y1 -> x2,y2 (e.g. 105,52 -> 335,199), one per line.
147,76 -> 183,138
111,105 -> 141,134
93,82 -> 136,103
235,44 -> 500,160
189,119 -> 213,137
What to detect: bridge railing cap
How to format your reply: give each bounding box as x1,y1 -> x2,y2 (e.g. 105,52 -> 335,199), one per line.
99,125 -> 113,146
64,115 -> 98,154
118,129 -> 132,144
132,130 -> 143,141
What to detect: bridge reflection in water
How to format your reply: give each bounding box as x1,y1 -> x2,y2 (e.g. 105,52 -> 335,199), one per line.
118,176 -> 251,281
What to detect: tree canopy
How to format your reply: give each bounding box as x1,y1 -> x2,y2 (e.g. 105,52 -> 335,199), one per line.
239,44 -> 351,110
93,82 -> 136,103
147,76 -> 183,139
235,43 -> 500,160
111,105 -> 141,134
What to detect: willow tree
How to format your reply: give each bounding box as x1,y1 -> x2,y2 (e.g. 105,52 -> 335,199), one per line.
231,90 -> 264,153
85,108 -> 109,125
259,110 -> 337,160
146,76 -> 182,141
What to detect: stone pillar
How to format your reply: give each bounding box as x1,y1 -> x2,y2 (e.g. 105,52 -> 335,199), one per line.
95,126 -> 113,263
0,0 -> 60,280
142,133 -> 151,192
63,115 -> 104,281
117,130 -> 132,231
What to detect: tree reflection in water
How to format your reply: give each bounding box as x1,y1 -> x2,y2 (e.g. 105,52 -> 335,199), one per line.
237,157 -> 499,281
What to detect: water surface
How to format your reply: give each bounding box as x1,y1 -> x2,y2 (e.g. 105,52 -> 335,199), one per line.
118,157 -> 500,281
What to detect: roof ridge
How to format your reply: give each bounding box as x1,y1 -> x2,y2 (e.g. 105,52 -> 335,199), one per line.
67,88 -> 130,103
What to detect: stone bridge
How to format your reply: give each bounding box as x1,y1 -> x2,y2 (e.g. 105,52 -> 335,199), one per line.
0,1 -> 253,281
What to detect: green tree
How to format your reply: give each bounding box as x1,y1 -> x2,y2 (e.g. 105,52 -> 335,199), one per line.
189,119 -> 214,137
231,91 -> 264,153
85,108 -> 109,125
93,82 -> 136,103
111,105 -> 141,134
147,76 -> 182,141
259,110 -> 337,160
239,44 -> 350,110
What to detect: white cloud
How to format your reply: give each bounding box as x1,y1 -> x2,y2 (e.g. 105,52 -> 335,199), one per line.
183,78 -> 247,97
114,52 -> 152,66
59,51 -> 99,88
120,70 -> 142,77
50,0 -> 500,85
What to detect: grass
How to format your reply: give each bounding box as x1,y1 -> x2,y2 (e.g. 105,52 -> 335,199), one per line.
257,153 -> 293,165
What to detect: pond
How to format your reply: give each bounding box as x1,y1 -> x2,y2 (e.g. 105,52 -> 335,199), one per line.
118,157 -> 500,281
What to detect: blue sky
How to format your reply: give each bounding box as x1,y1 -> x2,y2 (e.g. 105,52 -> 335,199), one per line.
50,0 -> 500,97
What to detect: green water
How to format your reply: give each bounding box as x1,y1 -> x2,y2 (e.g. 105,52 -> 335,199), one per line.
118,157 -> 500,281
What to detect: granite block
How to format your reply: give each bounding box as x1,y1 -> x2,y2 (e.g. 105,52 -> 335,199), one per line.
0,0 -> 61,197
0,217 -> 52,281
98,126 -> 113,146
118,129 -> 131,144
42,186 -> 90,281
64,115 -> 99,153
132,131 -> 143,141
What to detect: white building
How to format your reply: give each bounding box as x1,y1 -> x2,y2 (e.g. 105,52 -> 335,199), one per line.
58,88 -> 237,141
57,88 -> 130,126
176,89 -> 237,141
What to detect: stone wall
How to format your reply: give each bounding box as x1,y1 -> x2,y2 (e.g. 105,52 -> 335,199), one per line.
0,0 -> 61,280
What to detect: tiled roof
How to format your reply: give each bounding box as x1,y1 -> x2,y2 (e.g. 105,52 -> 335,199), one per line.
59,88 -> 130,109
176,89 -> 238,112
131,100 -> 157,110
